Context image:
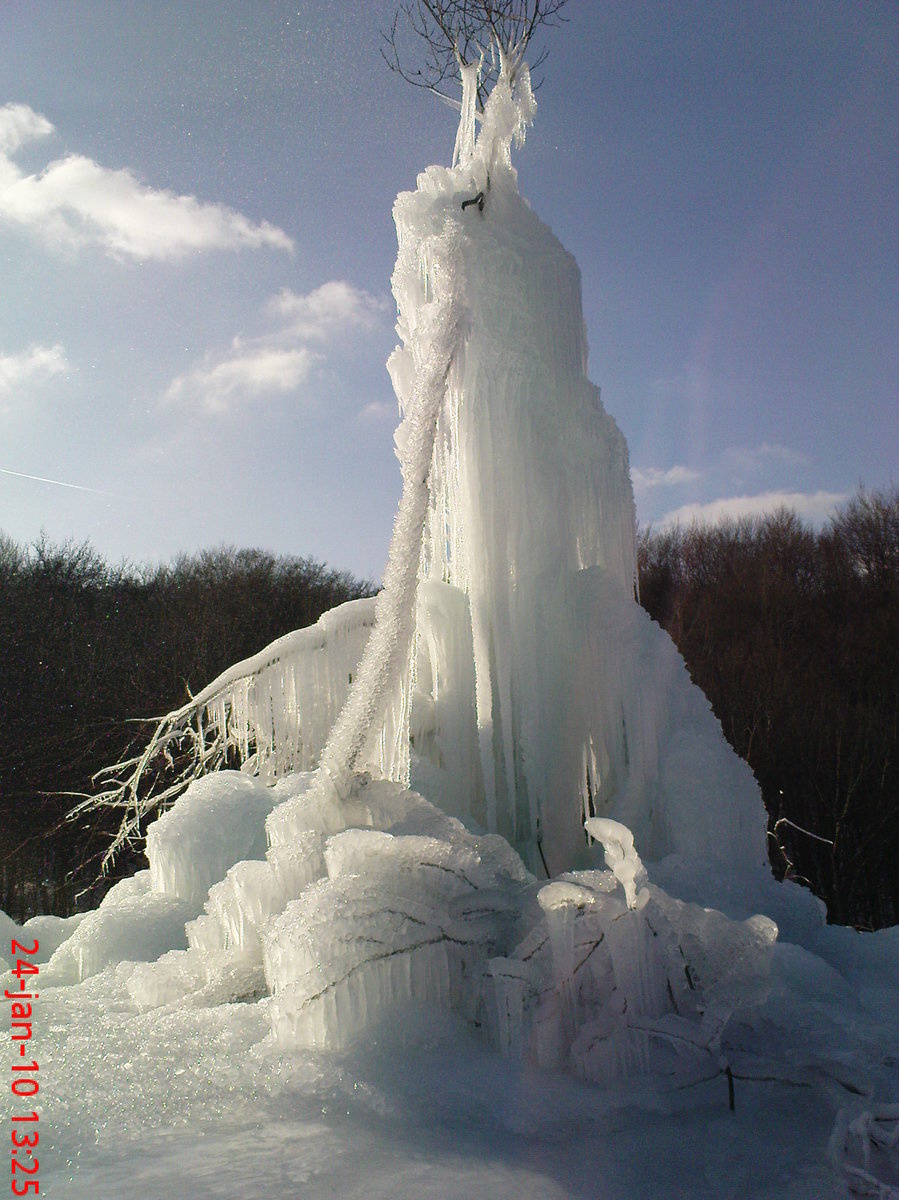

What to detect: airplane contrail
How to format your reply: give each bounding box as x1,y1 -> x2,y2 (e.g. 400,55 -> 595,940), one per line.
0,467 -> 113,496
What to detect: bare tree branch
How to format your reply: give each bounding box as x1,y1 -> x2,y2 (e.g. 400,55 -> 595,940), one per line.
381,0 -> 570,109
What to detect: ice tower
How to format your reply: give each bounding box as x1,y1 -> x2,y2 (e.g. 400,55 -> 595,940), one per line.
49,56 -> 899,1188
314,56 -> 765,876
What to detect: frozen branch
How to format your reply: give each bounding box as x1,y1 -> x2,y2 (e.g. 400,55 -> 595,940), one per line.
382,0 -> 570,109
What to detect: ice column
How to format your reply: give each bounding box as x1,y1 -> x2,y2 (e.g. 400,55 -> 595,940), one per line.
392,60 -> 640,873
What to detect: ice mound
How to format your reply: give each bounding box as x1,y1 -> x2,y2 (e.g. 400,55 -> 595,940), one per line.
120,774 -> 328,1007
242,776 -> 891,1125
38,48 -> 897,1198
485,873 -> 779,1088
42,872 -> 194,985
146,770 -> 280,908
35,773 -> 282,991
14,911 -> 87,961
143,768 -> 772,1096
264,800 -> 534,1049
123,945 -> 266,1010
214,771 -> 838,1110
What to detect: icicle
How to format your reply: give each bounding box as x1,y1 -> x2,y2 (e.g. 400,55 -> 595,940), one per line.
452,59 -> 481,168
70,597 -> 378,868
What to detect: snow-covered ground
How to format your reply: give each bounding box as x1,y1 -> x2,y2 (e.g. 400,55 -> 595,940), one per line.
5,941 -> 885,1199
5,773 -> 898,1200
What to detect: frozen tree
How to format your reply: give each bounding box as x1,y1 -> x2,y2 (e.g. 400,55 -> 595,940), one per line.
382,0 -> 570,109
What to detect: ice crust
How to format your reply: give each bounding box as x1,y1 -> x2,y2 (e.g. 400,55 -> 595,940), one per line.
146,771 -> 281,908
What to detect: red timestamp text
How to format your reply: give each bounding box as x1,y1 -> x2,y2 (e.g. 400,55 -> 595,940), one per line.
7,938 -> 39,1195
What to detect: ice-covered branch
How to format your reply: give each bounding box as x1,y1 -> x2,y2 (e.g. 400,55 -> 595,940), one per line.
70,598 -> 377,869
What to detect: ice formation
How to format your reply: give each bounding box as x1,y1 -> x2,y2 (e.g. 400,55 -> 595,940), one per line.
75,596 -> 377,867
36,50 -> 897,1197
92,52 -> 762,879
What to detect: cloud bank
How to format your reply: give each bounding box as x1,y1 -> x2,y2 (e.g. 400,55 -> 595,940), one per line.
0,102 -> 293,260
659,489 -> 847,529
634,444 -> 845,530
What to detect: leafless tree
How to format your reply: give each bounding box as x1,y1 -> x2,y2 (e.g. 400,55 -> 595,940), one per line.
382,1 -> 570,109
828,486 -> 899,590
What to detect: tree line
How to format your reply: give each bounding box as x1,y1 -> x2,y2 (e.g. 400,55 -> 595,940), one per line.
638,487 -> 897,930
1,485 -> 896,928
0,537 -> 374,919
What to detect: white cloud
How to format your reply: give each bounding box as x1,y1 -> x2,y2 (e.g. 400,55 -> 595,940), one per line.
631,465 -> 701,492
0,102 -> 293,260
0,103 -> 53,154
359,399 -> 397,421
160,280 -> 389,414
162,345 -> 317,414
659,489 -> 847,529
0,343 -> 68,406
270,281 -> 389,340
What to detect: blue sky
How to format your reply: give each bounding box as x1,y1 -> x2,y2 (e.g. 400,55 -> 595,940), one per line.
0,1 -> 895,582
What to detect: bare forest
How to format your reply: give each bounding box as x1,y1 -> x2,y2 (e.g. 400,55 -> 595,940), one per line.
1,485 -> 896,928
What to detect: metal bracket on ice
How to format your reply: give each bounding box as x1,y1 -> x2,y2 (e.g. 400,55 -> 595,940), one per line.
461,172 -> 490,214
